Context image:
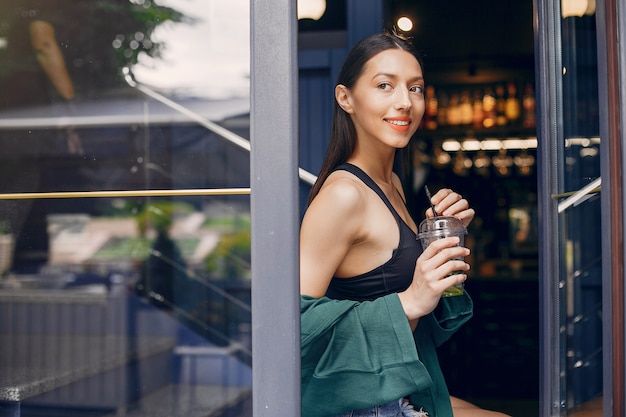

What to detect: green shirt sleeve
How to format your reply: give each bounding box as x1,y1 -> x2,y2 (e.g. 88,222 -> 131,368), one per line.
301,294 -> 431,416
431,291 -> 474,346
409,292 -> 473,417
300,292 -> 473,417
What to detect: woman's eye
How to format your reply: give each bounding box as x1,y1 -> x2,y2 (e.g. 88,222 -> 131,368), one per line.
410,85 -> 424,94
378,82 -> 392,90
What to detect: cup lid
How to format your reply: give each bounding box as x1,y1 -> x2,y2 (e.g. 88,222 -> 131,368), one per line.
418,216 -> 466,235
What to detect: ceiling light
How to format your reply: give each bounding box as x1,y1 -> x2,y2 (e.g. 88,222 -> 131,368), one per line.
298,0 -> 326,20
442,139 -> 461,152
561,0 -> 596,18
481,139 -> 502,150
461,140 -> 481,151
397,16 -> 414,32
565,137 -> 601,147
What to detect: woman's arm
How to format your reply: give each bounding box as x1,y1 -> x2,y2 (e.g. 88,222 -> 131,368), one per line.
398,183 -> 473,325
300,176 -> 365,297
398,237 -> 469,321
29,20 -> 75,101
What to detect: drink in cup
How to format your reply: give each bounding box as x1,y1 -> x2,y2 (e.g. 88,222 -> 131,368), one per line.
417,216 -> 467,297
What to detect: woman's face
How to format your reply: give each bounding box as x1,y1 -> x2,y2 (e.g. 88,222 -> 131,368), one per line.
337,48 -> 425,151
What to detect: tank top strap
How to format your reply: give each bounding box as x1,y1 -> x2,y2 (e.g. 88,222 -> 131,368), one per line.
333,163 -> 402,221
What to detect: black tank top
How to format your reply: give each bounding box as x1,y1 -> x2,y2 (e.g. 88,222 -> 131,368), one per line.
325,163 -> 422,302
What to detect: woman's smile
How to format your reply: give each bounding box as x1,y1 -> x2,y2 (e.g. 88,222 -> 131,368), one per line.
385,116 -> 412,132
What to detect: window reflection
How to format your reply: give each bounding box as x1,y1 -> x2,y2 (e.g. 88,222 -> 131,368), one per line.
132,0 -> 250,100
1,1 -> 252,415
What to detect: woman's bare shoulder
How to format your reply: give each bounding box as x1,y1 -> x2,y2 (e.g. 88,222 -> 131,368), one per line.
313,170 -> 368,213
302,170 -> 369,240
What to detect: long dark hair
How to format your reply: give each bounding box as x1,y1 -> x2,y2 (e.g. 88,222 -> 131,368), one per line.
307,31 -> 424,205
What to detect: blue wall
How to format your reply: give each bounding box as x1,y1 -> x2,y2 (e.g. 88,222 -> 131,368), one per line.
297,0 -> 384,211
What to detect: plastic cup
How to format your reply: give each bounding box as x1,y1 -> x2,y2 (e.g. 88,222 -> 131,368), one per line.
417,216 -> 467,297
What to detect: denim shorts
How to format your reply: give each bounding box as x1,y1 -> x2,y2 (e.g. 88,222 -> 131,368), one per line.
334,399 -> 429,417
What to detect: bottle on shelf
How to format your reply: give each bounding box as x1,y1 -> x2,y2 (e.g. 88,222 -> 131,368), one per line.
493,148 -> 514,176
459,90 -> 473,126
432,145 -> 451,168
473,150 -> 491,177
522,83 -> 536,128
505,81 -> 521,124
425,79 -> 533,132
452,150 -> 472,176
482,87 -> 496,128
495,84 -> 507,126
514,149 -> 535,175
472,89 -> 485,130
447,92 -> 461,126
424,85 -> 439,130
437,91 -> 449,128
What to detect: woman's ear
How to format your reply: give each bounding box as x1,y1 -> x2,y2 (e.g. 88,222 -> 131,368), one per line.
335,84 -> 353,114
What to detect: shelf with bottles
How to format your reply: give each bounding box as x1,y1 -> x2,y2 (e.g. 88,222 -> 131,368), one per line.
419,79 -> 537,136
410,79 -> 538,179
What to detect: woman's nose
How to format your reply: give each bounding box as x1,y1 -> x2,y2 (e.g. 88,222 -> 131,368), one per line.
394,88 -> 412,110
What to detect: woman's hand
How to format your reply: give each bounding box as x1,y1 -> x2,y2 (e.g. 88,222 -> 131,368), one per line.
398,236 -> 470,321
426,188 -> 475,228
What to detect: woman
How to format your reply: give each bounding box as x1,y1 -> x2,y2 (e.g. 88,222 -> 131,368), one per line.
300,32 -> 510,417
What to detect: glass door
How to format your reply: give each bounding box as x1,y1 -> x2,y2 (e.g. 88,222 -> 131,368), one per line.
0,1 -> 255,416
558,4 -> 603,414
537,0 -> 625,415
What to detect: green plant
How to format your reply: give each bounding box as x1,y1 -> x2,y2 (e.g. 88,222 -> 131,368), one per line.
205,226 -> 251,280
135,200 -> 194,235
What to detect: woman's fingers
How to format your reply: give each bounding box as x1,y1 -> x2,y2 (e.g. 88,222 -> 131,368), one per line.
426,188 -> 475,227
433,189 -> 465,215
421,236 -> 467,258
403,237 -> 470,317
439,267 -> 468,288
414,256 -> 468,294
418,237 -> 470,275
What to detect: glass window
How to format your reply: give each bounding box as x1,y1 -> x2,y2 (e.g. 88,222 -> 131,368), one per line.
0,1 -> 252,415
559,8 -> 603,413
538,1 -> 606,415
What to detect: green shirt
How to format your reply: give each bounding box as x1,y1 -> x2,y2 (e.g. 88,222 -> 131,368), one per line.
301,293 -> 473,417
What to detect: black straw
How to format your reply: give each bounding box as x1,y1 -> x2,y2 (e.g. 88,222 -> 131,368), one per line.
424,185 -> 438,217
